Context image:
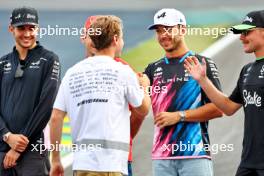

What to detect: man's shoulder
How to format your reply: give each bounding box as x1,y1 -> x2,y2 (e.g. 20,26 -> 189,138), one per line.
194,54 -> 218,71
194,54 -> 211,62
146,57 -> 165,68
114,57 -> 129,65
38,46 -> 59,62
240,62 -> 254,73
0,52 -> 13,62
67,59 -> 86,73
244,62 -> 254,68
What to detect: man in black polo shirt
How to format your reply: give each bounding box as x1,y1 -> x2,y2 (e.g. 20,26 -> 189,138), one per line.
184,10 -> 264,176
0,7 -> 60,176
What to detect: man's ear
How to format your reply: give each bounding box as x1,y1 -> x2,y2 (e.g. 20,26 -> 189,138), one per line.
80,28 -> 87,43
88,38 -> 97,54
113,34 -> 119,46
8,25 -> 14,33
80,36 -> 85,44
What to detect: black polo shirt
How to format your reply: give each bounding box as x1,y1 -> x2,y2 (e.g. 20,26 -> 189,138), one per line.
230,58 -> 264,169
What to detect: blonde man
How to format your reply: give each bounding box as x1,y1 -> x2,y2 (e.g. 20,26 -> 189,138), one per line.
50,15 -> 150,176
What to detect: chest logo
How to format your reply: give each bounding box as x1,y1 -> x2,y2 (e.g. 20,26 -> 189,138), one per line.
243,90 -> 262,107
154,67 -> 163,77
3,62 -> 12,71
29,58 -> 47,69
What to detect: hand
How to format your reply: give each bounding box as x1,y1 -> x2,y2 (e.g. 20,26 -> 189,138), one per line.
3,149 -> 20,169
137,73 -> 150,88
50,160 -> 64,176
6,134 -> 29,152
154,112 -> 180,128
184,56 -> 207,82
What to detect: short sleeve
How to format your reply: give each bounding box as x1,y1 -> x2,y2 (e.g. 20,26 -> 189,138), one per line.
53,75 -> 67,112
124,67 -> 144,108
144,64 -> 153,85
229,66 -> 247,104
201,57 -> 222,103
229,81 -> 243,104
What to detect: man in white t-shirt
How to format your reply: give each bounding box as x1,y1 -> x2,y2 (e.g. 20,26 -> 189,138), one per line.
49,15 -> 151,176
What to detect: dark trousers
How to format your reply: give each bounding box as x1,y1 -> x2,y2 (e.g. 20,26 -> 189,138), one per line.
0,150 -> 50,176
236,166 -> 264,176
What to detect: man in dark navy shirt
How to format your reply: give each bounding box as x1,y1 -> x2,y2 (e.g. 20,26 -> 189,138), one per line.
184,10 -> 264,176
0,7 -> 60,176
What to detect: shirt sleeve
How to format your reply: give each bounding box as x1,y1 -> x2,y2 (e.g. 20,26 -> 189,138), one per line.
0,58 -> 10,138
21,54 -> 61,141
229,66 -> 246,104
53,75 -> 67,112
0,116 -> 9,138
124,66 -> 144,108
229,81 -> 243,104
144,63 -> 153,85
202,57 -> 222,103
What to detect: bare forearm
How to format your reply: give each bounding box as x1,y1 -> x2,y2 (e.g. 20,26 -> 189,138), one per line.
199,77 -> 241,115
130,109 -> 145,139
185,103 -> 223,122
135,74 -> 151,116
134,93 -> 151,117
50,109 -> 65,161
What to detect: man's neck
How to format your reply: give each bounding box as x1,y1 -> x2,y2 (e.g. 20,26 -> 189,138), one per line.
255,49 -> 264,60
94,47 -> 115,59
165,42 -> 189,59
15,42 -> 37,60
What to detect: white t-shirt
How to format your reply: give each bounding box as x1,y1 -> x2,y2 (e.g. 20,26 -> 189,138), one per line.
53,55 -> 144,174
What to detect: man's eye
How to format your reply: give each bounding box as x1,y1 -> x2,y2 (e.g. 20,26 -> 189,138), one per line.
164,27 -> 172,32
30,27 -> 36,31
17,26 -> 25,30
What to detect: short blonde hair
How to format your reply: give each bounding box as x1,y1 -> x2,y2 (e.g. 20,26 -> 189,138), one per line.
88,15 -> 123,50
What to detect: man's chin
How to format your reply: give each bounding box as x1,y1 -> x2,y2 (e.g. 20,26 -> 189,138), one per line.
20,43 -> 35,49
165,48 -> 175,52
161,45 -> 174,52
243,47 -> 253,54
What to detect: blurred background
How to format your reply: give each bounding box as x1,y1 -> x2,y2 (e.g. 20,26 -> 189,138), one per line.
1,0 -> 263,74
1,0 -> 264,175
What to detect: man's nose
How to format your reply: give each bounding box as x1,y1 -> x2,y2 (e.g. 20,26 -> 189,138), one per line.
240,34 -> 245,41
24,29 -> 33,37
